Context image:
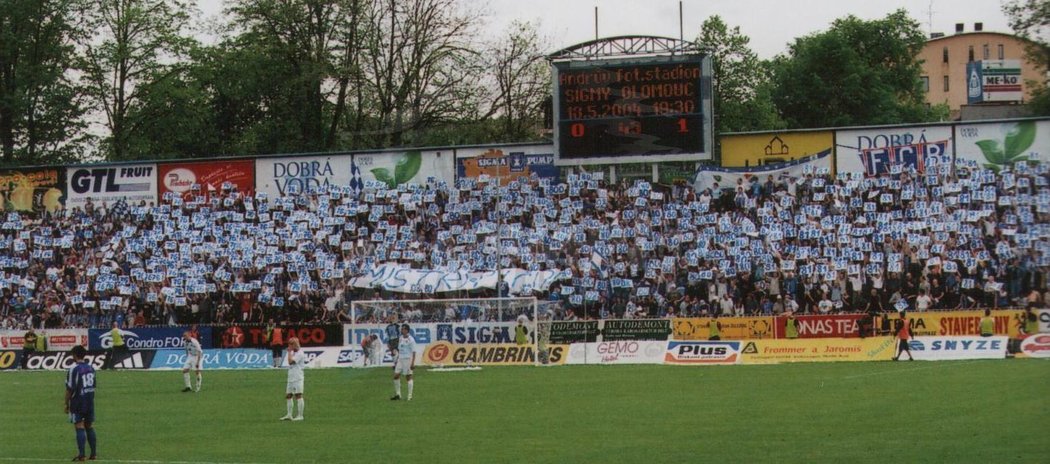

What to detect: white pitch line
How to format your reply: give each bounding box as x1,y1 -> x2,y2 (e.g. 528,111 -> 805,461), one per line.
0,458 -> 274,464
841,360 -> 979,380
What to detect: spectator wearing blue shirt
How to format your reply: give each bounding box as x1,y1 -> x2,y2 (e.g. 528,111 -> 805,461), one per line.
65,345 -> 97,461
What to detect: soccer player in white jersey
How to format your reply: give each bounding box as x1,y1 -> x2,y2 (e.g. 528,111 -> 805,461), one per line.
391,324 -> 415,401
181,331 -> 203,392
281,337 -> 306,421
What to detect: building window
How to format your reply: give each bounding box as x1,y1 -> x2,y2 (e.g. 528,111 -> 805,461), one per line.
943,47 -> 949,63
921,76 -> 929,92
943,75 -> 950,92
998,44 -> 1004,59
983,44 -> 990,60
968,46 -> 974,62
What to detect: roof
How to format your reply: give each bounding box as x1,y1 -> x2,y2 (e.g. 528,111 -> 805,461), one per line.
924,31 -> 1034,45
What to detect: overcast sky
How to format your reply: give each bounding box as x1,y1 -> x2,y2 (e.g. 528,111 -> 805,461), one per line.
195,0 -> 1015,59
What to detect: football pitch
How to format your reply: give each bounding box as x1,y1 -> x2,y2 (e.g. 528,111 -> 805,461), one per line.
1,360 -> 1047,464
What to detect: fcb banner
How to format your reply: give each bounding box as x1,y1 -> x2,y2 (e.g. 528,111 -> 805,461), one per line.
884,310 -> 1024,338
0,167 -> 65,212
739,337 -> 896,364
422,341 -> 568,366
158,160 -> 254,200
672,317 -> 775,341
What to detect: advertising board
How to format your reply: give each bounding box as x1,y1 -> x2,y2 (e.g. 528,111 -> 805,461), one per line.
158,160 -> 254,200
835,125 -> 952,176
663,341 -> 741,365
0,167 -> 65,212
150,349 -> 272,369
566,341 -> 666,365
740,337 -> 896,364
907,336 -> 1007,361
66,163 -> 158,207
422,341 -> 567,366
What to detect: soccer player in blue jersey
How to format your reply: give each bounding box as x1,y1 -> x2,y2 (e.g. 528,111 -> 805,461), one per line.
65,345 -> 97,461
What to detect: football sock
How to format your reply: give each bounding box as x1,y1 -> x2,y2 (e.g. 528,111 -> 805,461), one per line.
196,373 -> 202,390
394,380 -> 401,396
183,373 -> 191,388
296,398 -> 304,417
75,428 -> 86,457
407,380 -> 414,398
86,428 -> 97,455
286,399 -> 293,417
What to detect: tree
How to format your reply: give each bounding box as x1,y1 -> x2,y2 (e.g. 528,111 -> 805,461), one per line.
477,20 -> 551,142
697,16 -> 783,134
1003,0 -> 1050,115
0,0 -> 89,165
771,10 -> 940,128
80,0 -> 195,160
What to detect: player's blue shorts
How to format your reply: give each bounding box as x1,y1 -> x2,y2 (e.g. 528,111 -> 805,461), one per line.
69,410 -> 95,424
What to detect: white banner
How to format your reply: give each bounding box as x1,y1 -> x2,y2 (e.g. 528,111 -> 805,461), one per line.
1039,310 -> 1050,334
955,120 -> 1050,170
277,346 -> 382,369
908,336 -> 1008,361
350,263 -> 565,294
255,154 -> 355,197
566,341 -> 666,365
1020,333 -> 1050,358
693,151 -> 832,191
66,164 -> 158,207
835,125 -> 953,175
353,150 -> 455,188
0,329 -> 88,350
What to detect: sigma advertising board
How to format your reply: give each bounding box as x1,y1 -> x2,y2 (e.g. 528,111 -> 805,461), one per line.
158,160 -> 254,200
66,163 -> 158,207
967,60 -> 1023,104
0,168 -> 65,212
954,120 -> 1049,170
719,131 -> 833,167
835,125 -> 952,176
456,144 -> 559,185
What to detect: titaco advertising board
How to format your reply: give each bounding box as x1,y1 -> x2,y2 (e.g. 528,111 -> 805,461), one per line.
66,163 -> 158,207
158,160 -> 255,200
835,125 -> 953,176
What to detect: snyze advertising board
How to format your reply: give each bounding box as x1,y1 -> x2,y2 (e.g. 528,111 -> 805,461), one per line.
906,336 -> 1007,361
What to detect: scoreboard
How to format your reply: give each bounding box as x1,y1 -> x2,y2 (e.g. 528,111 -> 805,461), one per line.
553,55 -> 711,164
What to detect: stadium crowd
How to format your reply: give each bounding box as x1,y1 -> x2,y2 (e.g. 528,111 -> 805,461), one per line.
0,158 -> 1048,331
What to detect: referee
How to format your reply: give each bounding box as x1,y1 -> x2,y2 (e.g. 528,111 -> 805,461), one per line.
106,322 -> 126,369
21,327 -> 37,369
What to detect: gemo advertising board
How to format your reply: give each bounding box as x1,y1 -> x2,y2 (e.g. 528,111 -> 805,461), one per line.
719,131 -> 833,167
566,341 -> 666,365
66,163 -> 158,207
835,125 -> 953,176
907,336 -> 1007,361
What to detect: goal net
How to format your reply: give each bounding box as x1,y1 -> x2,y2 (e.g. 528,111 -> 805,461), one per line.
350,297 -> 547,368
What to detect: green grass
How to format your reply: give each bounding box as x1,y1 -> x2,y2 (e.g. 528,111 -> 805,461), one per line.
1,360 -> 1048,463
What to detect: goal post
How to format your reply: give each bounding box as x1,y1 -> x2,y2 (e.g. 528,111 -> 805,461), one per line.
350,297 -> 551,367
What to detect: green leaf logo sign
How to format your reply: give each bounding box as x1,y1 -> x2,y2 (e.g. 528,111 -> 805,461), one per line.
371,151 -> 422,188
975,121 -> 1036,171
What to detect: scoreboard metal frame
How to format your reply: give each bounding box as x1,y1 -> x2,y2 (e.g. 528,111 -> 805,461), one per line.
551,53 -> 713,166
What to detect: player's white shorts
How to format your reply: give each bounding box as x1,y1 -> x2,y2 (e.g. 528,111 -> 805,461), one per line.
394,359 -> 413,376
286,380 -> 304,395
183,356 -> 201,370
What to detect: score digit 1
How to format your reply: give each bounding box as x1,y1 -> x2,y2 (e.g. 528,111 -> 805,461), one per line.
677,118 -> 688,133
570,123 -> 585,138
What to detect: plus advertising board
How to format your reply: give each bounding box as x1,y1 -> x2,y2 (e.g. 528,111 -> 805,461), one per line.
906,336 -> 1007,361
456,145 -> 559,185
663,341 -> 741,365
66,163 -> 158,207
0,167 -> 65,212
150,349 -> 272,369
566,341 -> 666,365
954,120 -> 1049,170
835,125 -> 953,176
88,327 -> 212,351
158,160 -> 255,200
740,337 -> 896,364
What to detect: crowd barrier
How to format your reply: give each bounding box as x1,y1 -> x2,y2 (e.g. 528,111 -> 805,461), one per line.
2,312 -> 1047,370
